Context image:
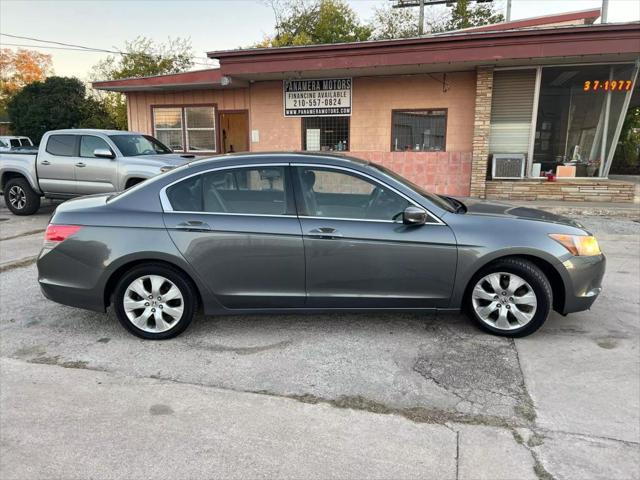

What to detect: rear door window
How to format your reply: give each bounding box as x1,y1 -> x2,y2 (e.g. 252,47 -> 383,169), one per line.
165,167 -> 289,215
45,135 -> 77,156
166,175 -> 203,212
202,167 -> 287,215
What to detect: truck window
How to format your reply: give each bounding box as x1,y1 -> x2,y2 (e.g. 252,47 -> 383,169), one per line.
80,136 -> 112,157
46,135 -> 77,156
10,139 -> 20,148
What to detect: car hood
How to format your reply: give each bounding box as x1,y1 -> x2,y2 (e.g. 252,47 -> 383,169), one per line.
461,198 -> 586,229
121,153 -> 203,166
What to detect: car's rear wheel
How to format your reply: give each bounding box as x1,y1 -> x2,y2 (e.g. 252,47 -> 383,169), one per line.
113,264 -> 196,339
466,258 -> 552,337
4,178 -> 41,215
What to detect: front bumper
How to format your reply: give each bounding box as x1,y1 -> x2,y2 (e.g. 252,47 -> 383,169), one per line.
560,253 -> 606,314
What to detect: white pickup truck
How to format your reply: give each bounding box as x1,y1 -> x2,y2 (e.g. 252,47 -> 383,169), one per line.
0,129 -> 198,215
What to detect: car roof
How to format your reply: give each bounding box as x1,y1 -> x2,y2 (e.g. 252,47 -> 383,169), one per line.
46,129 -> 142,135
189,151 -> 371,168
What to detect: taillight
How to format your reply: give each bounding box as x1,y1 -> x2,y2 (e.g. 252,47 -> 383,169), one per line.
44,225 -> 82,248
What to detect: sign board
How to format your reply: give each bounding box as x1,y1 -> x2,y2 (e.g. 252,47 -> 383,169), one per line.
283,78 -> 352,117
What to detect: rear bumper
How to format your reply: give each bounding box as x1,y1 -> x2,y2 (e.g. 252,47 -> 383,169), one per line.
37,245 -> 107,313
560,254 -> 606,315
39,280 -> 105,313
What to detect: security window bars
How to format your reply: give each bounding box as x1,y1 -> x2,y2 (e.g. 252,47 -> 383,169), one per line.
153,106 -> 217,153
302,117 -> 349,152
391,110 -> 446,152
186,107 -> 216,152
153,108 -> 183,152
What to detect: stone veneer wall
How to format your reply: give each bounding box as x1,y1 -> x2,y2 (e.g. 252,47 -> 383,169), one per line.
470,67 -> 494,199
350,151 -> 472,196
486,180 -> 636,203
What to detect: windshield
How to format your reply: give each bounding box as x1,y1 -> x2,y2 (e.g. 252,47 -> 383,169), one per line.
109,134 -> 172,156
371,163 -> 455,213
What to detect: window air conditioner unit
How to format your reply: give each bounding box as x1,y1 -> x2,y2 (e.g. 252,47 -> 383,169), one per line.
492,154 -> 526,179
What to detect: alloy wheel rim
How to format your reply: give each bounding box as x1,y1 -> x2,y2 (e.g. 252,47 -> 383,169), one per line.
8,186 -> 26,210
123,275 -> 184,333
471,272 -> 537,331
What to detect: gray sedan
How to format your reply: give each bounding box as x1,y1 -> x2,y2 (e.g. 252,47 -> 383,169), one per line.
37,153 -> 605,339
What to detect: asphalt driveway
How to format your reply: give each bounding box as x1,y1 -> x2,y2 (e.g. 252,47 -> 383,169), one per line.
0,197 -> 638,479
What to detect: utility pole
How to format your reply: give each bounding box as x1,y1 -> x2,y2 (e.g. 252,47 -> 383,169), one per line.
505,0 -> 512,22
390,0 -> 495,36
601,0 -> 609,23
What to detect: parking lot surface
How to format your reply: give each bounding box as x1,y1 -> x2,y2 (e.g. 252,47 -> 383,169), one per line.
1,198 -> 639,479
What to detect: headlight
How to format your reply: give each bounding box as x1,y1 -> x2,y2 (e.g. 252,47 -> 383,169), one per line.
160,166 -> 175,173
549,234 -> 601,256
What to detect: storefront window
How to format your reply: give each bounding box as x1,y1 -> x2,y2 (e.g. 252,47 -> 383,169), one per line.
391,110 -> 446,152
532,64 -> 636,178
153,105 -> 217,153
302,117 -> 349,151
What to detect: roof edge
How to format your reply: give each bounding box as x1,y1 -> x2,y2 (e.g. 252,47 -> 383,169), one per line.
206,21 -> 635,59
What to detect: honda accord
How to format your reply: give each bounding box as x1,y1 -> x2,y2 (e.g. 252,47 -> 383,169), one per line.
37,153 -> 605,339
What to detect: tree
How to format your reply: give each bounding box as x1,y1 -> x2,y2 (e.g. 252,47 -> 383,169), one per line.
433,0 -> 504,33
0,48 -> 52,112
256,0 -> 372,47
612,106 -> 640,174
7,76 -> 115,143
370,4 -> 420,40
91,37 -> 194,129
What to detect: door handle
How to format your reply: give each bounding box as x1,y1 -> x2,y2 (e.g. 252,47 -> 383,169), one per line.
307,227 -> 343,239
175,220 -> 212,231
40,160 -> 51,165
75,162 -> 86,167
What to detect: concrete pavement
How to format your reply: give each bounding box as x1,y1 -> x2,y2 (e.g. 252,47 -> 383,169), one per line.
0,198 -> 639,479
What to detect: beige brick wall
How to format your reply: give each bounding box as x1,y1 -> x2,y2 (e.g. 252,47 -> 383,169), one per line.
486,180 -> 636,203
249,81 -> 302,151
470,67 -> 494,198
350,73 -> 476,152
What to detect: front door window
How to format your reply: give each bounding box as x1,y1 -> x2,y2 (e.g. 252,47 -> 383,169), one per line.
295,167 -> 409,221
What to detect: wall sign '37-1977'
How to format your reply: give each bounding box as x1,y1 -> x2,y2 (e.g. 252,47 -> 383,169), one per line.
283,78 -> 352,117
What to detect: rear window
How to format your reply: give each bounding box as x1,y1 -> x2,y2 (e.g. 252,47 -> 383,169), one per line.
166,175 -> 203,212
46,135 -> 76,156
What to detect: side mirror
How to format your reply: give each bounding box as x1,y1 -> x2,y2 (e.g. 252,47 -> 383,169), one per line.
403,206 -> 428,225
94,148 -> 115,159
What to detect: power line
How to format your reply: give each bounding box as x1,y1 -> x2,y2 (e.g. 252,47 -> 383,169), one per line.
0,33 -> 215,67
1,42 -> 106,53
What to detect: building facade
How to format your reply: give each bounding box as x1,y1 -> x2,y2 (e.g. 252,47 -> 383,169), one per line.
95,10 -> 640,202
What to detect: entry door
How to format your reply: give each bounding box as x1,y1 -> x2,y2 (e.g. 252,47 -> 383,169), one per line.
219,111 -> 249,153
75,135 -> 119,194
37,134 -> 78,194
163,165 -> 305,309
293,166 -> 458,308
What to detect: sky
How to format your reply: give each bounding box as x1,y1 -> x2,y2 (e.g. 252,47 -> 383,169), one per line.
1,0 -> 639,80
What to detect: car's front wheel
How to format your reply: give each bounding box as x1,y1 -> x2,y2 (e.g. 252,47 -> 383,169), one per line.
113,264 -> 196,339
466,258 -> 552,337
4,177 -> 41,215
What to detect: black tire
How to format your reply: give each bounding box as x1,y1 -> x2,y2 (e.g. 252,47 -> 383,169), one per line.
4,177 -> 41,215
465,257 -> 552,338
113,263 -> 196,340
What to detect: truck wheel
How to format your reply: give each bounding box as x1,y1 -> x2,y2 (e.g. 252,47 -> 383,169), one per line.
4,178 -> 41,215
